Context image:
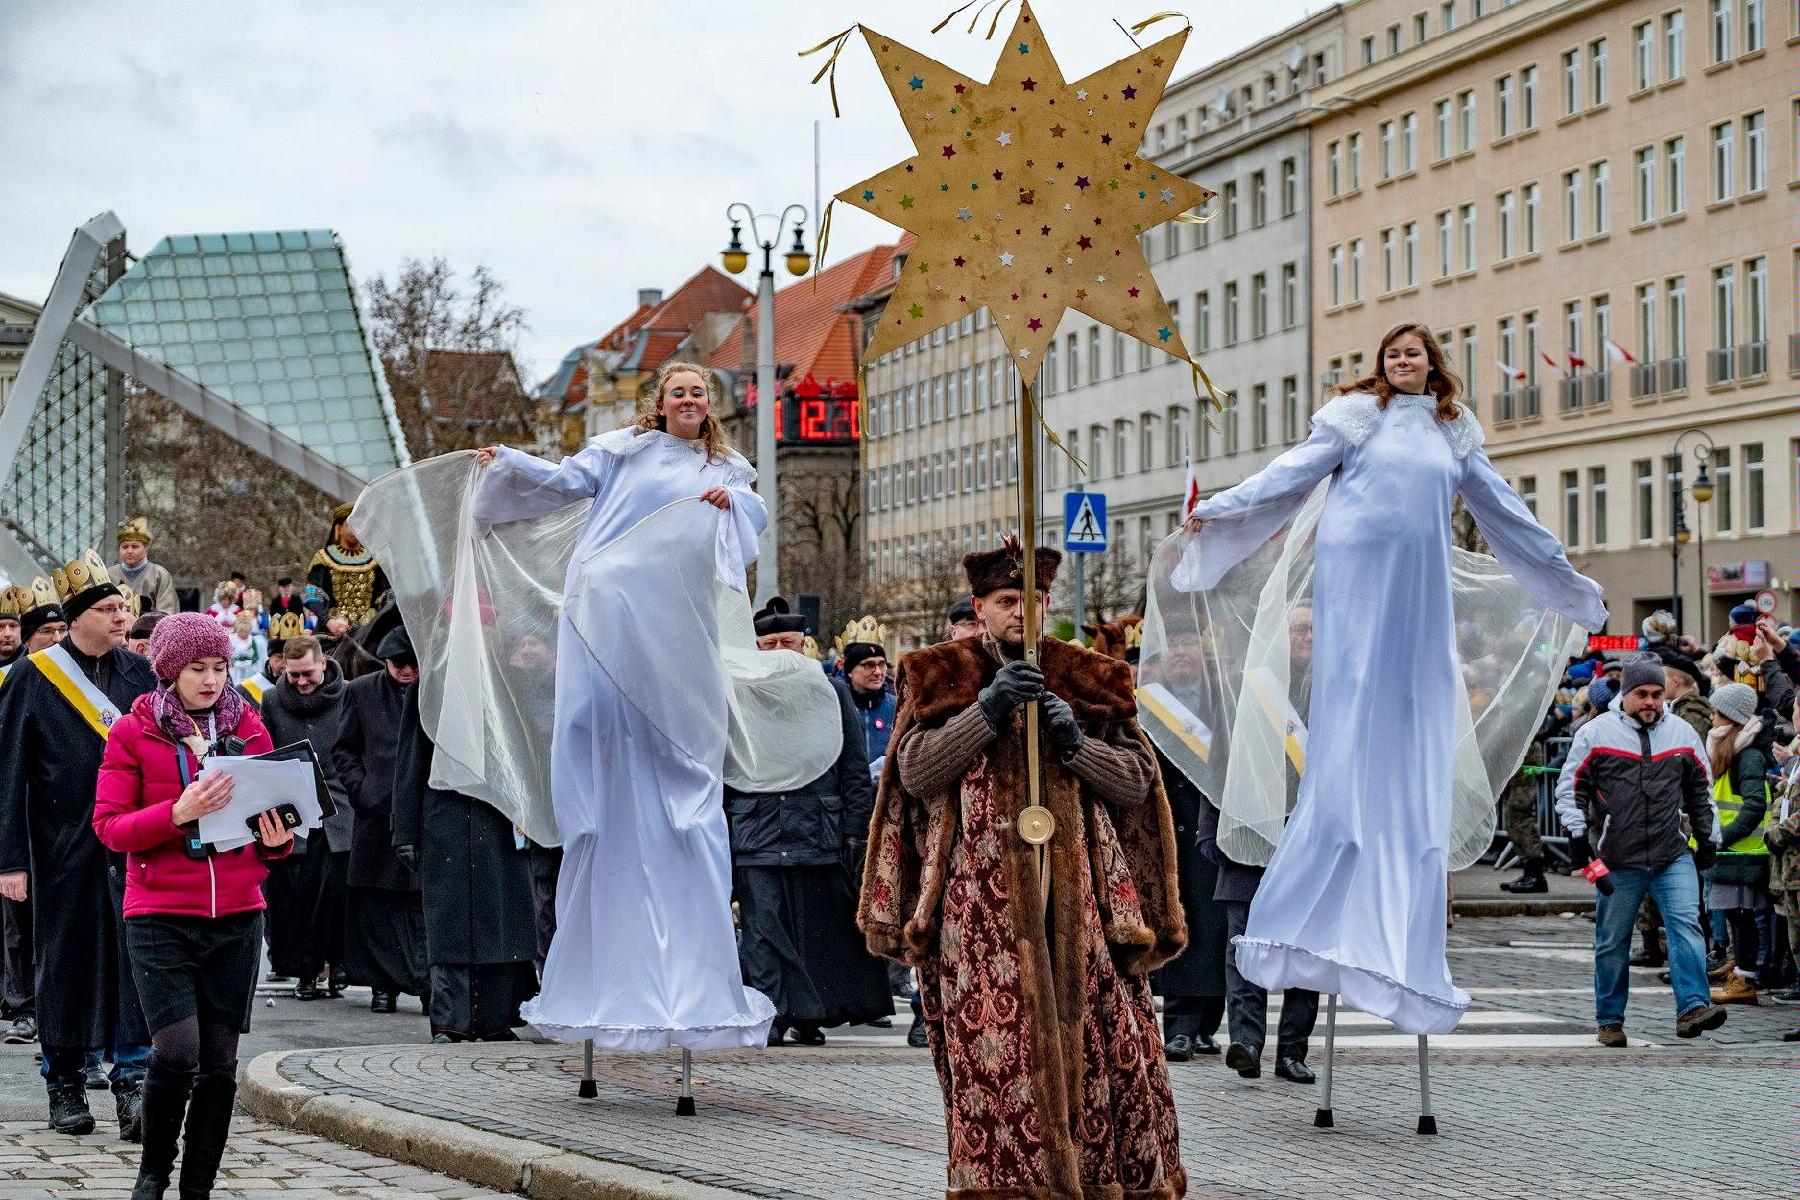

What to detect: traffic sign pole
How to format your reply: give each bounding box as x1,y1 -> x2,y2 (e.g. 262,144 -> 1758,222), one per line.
1071,483 -> 1085,636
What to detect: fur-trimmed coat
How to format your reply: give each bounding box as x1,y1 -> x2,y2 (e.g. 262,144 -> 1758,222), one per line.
859,635 -> 1187,1200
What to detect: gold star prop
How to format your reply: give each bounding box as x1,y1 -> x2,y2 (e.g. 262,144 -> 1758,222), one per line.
833,3 -> 1214,387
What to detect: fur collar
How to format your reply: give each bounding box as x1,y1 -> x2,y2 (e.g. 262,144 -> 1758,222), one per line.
1314,390 -> 1484,459
591,426 -> 753,474
898,636 -> 1137,727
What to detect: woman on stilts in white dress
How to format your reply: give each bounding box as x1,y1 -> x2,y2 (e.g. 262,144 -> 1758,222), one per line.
1178,323 -> 1608,1044
470,362 -> 777,1052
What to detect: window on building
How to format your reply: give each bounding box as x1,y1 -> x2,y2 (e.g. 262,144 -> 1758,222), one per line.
1562,470 -> 1581,546
1224,282 -> 1240,344
1401,221 -> 1420,286
1667,275 -> 1688,362
1350,239 -> 1364,300
1139,412 -> 1156,472
1745,0 -> 1765,52
1195,290 -> 1211,351
1562,169 -> 1583,240
1113,329 -> 1125,376
1387,23 -> 1402,55
1251,170 -> 1268,226
1589,38 -> 1608,106
1435,210 -> 1453,277
1521,183 -> 1541,252
1744,111 -> 1766,192
1497,191 -> 1515,259
1196,407 -> 1212,459
1636,282 -> 1659,364
1087,326 -> 1100,385
1112,420 -> 1130,477
1361,35 -> 1375,65
1280,157 -> 1298,215
1251,273 -> 1269,337
1222,181 -> 1239,235
1066,332 -> 1080,391
1223,401 -> 1240,455
1457,90 -> 1476,152
1164,219 -> 1179,259
1714,447 -> 1732,531
1495,74 -> 1514,137
1591,160 -> 1610,234
1746,254 -> 1767,364
1329,246 -> 1344,306
1328,140 -> 1343,196
1402,111 -> 1418,170
1520,65 -> 1539,129
1712,121 -> 1734,200
1589,467 -> 1609,545
1379,120 -> 1395,180
1459,325 -> 1477,395
1044,341 -> 1058,396
1166,405 -> 1185,467
1713,264 -> 1736,362
1635,459 -> 1655,539
1710,0 -> 1732,62
1441,0 -> 1456,31
1634,146 -> 1656,223
1458,204 -> 1476,271
1745,443 -> 1765,529
1433,99 -> 1452,160
1281,263 -> 1299,327
1562,48 -> 1582,115
1519,475 -> 1538,518
1664,10 -> 1685,79
1633,22 -> 1654,91
1252,384 -> 1270,449
1281,376 -> 1300,443
1665,135 -> 1686,212
1348,132 -> 1363,188
1414,12 -> 1428,42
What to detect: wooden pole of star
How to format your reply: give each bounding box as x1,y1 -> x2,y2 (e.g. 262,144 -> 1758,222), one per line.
1018,376 -> 1052,920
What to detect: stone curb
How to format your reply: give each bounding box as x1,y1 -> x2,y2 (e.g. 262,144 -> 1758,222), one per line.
1454,897 -> 1595,918
240,1050 -> 752,1200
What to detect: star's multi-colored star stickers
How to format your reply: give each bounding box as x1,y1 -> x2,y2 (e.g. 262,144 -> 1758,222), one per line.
835,3 -> 1214,386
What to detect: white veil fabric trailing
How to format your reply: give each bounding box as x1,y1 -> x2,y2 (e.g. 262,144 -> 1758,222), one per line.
1138,478 -> 1585,872
347,450 -> 843,847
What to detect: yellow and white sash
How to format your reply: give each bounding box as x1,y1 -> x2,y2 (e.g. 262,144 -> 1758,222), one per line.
30,644 -> 123,740
1135,682 -> 1214,763
240,673 -> 271,704
1245,666 -> 1308,774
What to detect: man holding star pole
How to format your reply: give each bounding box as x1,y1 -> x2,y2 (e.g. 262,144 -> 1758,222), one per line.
832,5 -> 1209,1196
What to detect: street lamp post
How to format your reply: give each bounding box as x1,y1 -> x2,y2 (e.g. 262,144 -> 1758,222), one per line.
722,203 -> 810,607
1670,428 -> 1716,644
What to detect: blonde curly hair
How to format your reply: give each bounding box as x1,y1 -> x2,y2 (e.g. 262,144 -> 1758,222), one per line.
630,361 -> 734,464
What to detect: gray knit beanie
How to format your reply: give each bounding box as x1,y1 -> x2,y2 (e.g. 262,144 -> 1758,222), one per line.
1710,682 -> 1758,727
1618,654 -> 1666,697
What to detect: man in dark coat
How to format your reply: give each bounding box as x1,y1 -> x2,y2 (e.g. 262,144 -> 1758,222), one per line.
259,634 -> 353,1000
392,683 -> 536,1041
1151,746 -> 1227,1061
0,550 -> 153,1137
841,640 -> 896,765
729,613 -> 890,1045
334,626 -> 427,1012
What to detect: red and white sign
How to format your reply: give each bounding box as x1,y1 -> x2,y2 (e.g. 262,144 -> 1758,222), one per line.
1755,589 -> 1778,615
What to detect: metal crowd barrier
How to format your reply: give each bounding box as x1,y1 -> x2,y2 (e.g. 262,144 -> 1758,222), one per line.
1492,735 -> 1574,871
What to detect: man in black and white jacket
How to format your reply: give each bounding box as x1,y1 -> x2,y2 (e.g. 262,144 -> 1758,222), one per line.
1555,654 -> 1726,1046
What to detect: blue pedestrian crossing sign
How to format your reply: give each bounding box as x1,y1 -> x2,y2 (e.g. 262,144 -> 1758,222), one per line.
1063,491 -> 1108,552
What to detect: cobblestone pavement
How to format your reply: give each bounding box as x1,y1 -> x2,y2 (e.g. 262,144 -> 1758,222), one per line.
0,1118 -> 510,1198
253,915 -> 1796,1200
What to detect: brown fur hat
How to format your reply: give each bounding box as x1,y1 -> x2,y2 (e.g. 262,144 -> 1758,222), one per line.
963,533 -> 1061,597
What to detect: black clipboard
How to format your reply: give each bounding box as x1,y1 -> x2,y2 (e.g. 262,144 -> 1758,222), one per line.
256,741 -> 338,822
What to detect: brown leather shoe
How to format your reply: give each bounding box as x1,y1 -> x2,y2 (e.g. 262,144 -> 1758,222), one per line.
1675,1003 -> 1728,1038
1595,1024 -> 1627,1048
1706,956 -> 1736,983
1710,972 -> 1760,1005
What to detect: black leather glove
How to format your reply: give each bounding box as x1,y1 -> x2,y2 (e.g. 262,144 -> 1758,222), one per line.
1041,693 -> 1083,757
1693,842 -> 1717,873
394,844 -> 417,871
1569,833 -> 1593,865
978,661 -> 1044,728
1198,837 -> 1222,866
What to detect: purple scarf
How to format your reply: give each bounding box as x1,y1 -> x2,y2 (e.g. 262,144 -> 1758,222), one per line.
138,682 -> 246,750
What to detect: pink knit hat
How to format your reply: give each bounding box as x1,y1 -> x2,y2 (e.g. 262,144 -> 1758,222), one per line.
148,611 -> 233,682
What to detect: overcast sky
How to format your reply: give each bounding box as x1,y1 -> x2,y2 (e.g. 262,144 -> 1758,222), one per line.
1,0 -> 1317,384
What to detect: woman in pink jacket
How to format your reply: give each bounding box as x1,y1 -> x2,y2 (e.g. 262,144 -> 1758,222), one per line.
94,612 -> 293,1200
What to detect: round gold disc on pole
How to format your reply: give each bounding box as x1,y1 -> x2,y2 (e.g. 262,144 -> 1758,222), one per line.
1017,804 -> 1056,845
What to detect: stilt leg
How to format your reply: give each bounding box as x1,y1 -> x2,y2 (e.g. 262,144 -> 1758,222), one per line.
577,1039 -> 596,1099
1312,994 -> 1337,1129
675,1047 -> 696,1116
1415,1034 -> 1437,1135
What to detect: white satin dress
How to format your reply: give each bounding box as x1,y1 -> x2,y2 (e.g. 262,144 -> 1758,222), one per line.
1185,392 -> 1607,1033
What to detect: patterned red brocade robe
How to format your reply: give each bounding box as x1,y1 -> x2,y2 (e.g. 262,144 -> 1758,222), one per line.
859,635 -> 1188,1200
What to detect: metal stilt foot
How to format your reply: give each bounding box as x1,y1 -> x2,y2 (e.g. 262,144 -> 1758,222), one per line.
577,1039 -> 597,1099
1415,1034 -> 1436,1135
1312,994 -> 1337,1129
674,1047 -> 696,1116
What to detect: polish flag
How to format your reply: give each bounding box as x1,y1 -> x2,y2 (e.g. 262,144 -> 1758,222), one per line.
1182,462 -> 1201,520
1604,338 -> 1636,364
1495,359 -> 1527,383
1540,350 -> 1566,378
1566,350 -> 1588,371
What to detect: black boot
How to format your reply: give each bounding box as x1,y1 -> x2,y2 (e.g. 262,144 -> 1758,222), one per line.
47,1083 -> 95,1134
131,1061 -> 196,1200
176,1068 -> 236,1199
1500,858 -> 1548,894
114,1075 -> 145,1143
369,991 -> 396,1014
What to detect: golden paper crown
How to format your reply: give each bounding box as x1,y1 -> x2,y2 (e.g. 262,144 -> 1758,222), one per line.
29,576 -> 58,610
831,614 -> 890,657
0,585 -> 34,617
1123,622 -> 1144,649
271,611 -> 306,640
53,549 -> 110,603
801,635 -> 822,662
331,501 -> 355,523
117,583 -> 143,616
116,516 -> 153,546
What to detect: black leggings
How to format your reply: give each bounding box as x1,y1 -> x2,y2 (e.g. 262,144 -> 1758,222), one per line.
149,1014 -> 239,1079
1724,907 -> 1762,981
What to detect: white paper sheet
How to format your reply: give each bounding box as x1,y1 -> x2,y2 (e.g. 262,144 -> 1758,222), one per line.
195,755 -> 323,851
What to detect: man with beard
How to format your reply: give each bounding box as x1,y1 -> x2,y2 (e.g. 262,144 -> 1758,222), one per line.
861,537 -> 1187,1198
0,585 -> 26,675
335,626 -> 427,1013
506,630 -> 563,975
308,502 -> 389,636
258,635 -> 353,1000
730,602 -> 890,1046
1141,628 -> 1230,1063
107,519 -> 179,618
0,551 -> 153,1137
392,677 -> 537,1042
1195,604 -> 1321,1086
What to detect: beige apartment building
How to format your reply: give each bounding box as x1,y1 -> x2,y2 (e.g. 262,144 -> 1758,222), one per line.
1309,0 -> 1798,638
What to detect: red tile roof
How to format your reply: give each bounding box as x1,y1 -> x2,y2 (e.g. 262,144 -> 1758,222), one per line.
420,349 -> 529,425
559,267 -> 753,413
707,243 -> 900,389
